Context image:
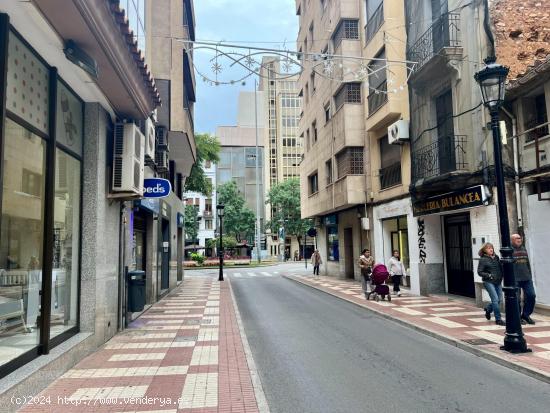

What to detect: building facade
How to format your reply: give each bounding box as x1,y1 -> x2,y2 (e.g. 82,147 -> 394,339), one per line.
258,57 -> 305,259
0,0 -> 182,404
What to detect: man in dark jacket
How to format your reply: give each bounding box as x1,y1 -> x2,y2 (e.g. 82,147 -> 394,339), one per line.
511,234 -> 536,325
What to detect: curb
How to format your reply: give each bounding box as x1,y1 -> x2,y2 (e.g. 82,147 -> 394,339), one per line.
228,279 -> 270,413
283,275 -> 550,385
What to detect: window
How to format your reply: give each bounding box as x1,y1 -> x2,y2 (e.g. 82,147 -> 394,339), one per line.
312,121 -> 318,143
332,19 -> 359,49
309,22 -> 314,43
309,172 -> 319,194
335,83 -> 362,111
204,199 -> 213,216
305,82 -> 309,105
366,0 -> 384,44
326,159 -> 333,185
525,94 -> 548,143
324,102 -> 331,123
306,129 -> 311,150
336,147 -> 364,178
327,225 -> 339,261
22,169 -> 42,197
368,49 -> 387,114
205,219 -> 213,230
379,136 -> 402,189
310,71 -> 316,94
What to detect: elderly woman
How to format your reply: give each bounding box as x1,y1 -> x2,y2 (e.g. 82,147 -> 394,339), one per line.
477,242 -> 504,326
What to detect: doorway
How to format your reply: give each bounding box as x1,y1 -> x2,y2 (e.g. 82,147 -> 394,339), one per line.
344,228 -> 354,279
161,218 -> 170,291
444,213 -> 474,297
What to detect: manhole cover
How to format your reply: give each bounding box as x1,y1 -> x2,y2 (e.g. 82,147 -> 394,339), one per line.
174,335 -> 198,342
463,338 -> 494,346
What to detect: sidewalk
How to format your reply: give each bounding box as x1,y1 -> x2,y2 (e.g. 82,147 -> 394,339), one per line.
285,275 -> 550,383
17,276 -> 263,413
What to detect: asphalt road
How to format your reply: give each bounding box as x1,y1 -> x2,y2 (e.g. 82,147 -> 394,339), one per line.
230,266 -> 550,413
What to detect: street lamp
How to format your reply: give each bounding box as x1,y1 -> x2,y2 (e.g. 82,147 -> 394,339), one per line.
217,204 -> 225,282
474,56 -> 530,353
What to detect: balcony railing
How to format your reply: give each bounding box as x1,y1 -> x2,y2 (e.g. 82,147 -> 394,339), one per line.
407,13 -> 461,72
365,3 -> 384,45
379,162 -> 402,189
367,80 -> 388,115
412,135 -> 468,180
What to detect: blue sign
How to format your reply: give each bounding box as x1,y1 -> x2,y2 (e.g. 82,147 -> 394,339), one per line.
177,212 -> 184,228
143,178 -> 171,198
137,198 -> 160,214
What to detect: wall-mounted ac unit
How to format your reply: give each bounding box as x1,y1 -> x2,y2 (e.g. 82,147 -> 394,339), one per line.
112,122 -> 145,196
155,145 -> 169,172
144,118 -> 156,162
388,119 -> 410,145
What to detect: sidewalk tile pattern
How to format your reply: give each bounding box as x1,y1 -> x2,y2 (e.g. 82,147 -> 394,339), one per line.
18,276 -> 259,413
290,275 -> 550,379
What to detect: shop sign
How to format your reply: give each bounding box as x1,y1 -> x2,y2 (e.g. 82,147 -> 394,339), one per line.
413,186 -> 488,217
143,178 -> 171,198
177,212 -> 184,228
324,214 -> 338,226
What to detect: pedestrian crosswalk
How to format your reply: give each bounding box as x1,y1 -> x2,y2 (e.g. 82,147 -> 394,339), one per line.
231,271 -> 277,279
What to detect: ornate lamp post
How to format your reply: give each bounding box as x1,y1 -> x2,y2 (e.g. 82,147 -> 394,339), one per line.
217,204 -> 225,282
474,57 -> 529,353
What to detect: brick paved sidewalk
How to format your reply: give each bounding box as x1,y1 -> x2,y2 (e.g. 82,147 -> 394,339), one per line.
286,275 -> 550,383
17,276 -> 262,413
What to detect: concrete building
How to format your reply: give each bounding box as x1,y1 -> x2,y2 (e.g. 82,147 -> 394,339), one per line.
0,0 -> 167,403
258,57 -> 305,259
297,0 -> 412,280
216,91 -> 266,252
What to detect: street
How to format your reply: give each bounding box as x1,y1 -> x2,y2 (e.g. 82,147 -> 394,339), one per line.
226,263 -> 550,413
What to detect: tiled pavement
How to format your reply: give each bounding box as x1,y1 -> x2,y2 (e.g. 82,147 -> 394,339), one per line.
286,275 -> 550,383
18,277 -> 261,413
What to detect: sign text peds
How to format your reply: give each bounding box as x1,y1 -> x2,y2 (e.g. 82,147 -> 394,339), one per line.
143,178 -> 172,198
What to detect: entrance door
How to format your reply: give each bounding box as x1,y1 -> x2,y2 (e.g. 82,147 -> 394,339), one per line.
161,219 -> 170,291
344,228 -> 354,279
444,214 -> 474,297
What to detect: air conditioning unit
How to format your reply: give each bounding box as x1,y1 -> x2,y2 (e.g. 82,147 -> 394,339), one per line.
155,145 -> 169,172
112,122 -> 145,195
144,118 -> 156,162
388,119 -> 410,145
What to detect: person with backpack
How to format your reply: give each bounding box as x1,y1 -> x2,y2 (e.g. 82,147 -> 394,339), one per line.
358,249 -> 374,298
477,242 -> 505,326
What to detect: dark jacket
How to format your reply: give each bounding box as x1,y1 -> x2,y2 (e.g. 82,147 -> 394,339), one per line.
477,254 -> 503,284
513,246 -> 532,282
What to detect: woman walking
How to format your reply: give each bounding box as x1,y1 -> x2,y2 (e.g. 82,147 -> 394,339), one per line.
311,249 -> 322,277
477,242 -> 505,326
388,250 -> 406,296
358,249 -> 374,298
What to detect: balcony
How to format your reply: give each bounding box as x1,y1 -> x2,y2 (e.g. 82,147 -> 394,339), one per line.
367,80 -> 388,116
412,135 -> 468,181
365,3 -> 384,45
332,102 -> 365,153
407,13 -> 461,79
379,162 -> 402,189
333,175 -> 366,210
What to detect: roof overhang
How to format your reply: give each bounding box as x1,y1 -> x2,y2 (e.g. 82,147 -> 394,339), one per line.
33,0 -> 161,119
506,55 -> 550,100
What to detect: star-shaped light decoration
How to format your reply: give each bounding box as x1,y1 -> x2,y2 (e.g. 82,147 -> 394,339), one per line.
245,54 -> 256,70
282,56 -> 292,73
212,62 -> 222,74
356,64 -> 369,80
323,58 -> 335,76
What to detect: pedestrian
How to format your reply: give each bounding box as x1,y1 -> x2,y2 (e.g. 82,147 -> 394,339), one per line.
477,242 -> 505,326
294,250 -> 299,261
358,248 -> 374,298
311,249 -> 322,277
511,234 -> 536,325
388,250 -> 406,296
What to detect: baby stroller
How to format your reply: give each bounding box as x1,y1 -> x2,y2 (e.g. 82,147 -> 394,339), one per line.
366,264 -> 391,302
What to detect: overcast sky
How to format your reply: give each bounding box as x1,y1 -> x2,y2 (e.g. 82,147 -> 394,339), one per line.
194,0 -> 298,134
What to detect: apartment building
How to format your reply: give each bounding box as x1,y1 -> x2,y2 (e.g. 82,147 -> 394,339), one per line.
297,0 -> 412,279
258,57 -> 305,258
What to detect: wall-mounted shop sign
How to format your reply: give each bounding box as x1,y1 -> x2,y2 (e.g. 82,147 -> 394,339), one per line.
143,178 -> 171,198
413,185 -> 489,217
177,212 -> 184,228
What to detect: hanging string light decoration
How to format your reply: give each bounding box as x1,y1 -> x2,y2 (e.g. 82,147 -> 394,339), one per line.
181,40 -> 416,94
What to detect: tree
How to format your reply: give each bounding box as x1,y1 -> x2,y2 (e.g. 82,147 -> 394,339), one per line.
206,236 -> 237,250
184,133 -> 220,196
184,204 -> 199,242
265,178 -> 313,250
217,181 -> 256,242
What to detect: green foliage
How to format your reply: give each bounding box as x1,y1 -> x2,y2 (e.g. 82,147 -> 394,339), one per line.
184,133 -> 221,196
265,178 -> 313,241
217,181 -> 256,242
206,235 -> 238,249
190,252 -> 205,265
184,204 -> 199,241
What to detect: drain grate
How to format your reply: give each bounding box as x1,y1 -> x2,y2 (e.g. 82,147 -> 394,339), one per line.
462,338 -> 494,346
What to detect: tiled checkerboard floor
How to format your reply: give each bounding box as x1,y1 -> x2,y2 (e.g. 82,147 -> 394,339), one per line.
18,276 -> 259,413
289,275 -> 550,379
